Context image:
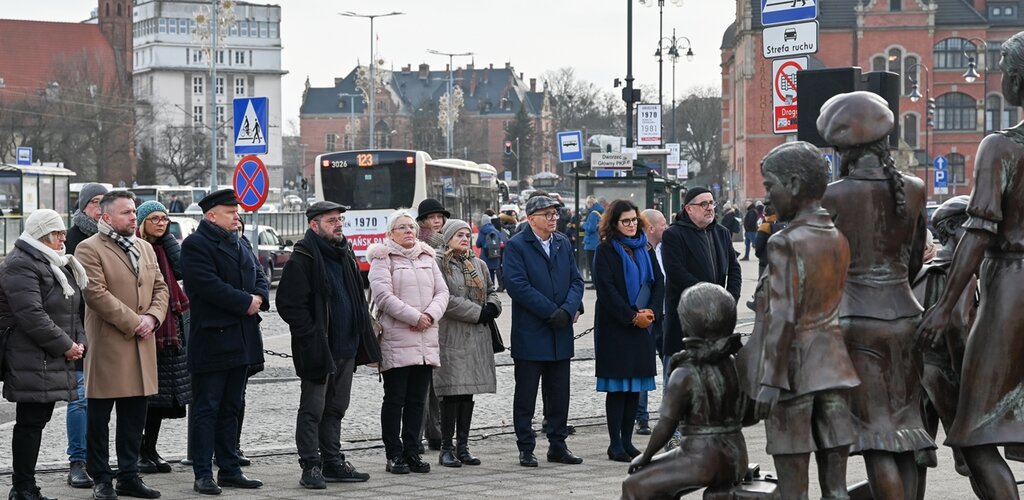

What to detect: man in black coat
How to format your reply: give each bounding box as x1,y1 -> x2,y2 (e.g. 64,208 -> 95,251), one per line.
662,188 -> 742,357
181,189 -> 267,495
742,202 -> 762,260
276,201 -> 381,489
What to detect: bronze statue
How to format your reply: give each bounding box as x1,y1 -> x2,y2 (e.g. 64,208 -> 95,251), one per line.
737,141 -> 861,500
916,32 -> 1024,500
622,283 -> 748,500
818,91 -> 934,500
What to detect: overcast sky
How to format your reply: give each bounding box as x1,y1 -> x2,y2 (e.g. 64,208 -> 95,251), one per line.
5,1 -> 735,130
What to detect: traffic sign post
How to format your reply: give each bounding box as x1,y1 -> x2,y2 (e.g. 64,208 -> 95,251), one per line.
772,56 -> 806,134
933,155 -> 949,195
16,147 -> 31,166
557,130 -> 584,163
233,155 -> 270,212
761,0 -> 818,26
233,97 -> 269,155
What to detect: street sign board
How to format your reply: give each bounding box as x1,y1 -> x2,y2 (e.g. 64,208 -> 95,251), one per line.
591,152 -> 633,170
233,97 -> 269,155
233,155 -> 270,211
934,155 -> 949,195
636,104 -> 662,146
762,21 -> 818,58
678,159 -> 690,179
761,0 -> 818,26
556,130 -> 584,163
666,143 -> 681,167
933,155 -> 948,172
16,147 -> 31,166
504,171 -> 512,182
772,56 -> 806,135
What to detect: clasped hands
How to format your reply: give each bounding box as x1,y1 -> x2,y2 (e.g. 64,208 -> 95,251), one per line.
632,308 -> 655,329
64,342 -> 85,361
134,314 -> 158,339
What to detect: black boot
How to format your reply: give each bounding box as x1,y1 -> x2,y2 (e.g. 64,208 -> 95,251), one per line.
438,399 -> 461,468
138,430 -> 159,474
456,400 -> 481,465
298,459 -> 325,490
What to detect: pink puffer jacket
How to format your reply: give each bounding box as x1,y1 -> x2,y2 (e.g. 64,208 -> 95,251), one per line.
367,239 -> 449,372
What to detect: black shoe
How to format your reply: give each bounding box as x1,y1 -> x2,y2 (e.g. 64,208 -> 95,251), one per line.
607,446 -> 632,462
115,475 -> 160,498
385,456 -> 409,474
236,449 -> 251,467
518,451 -> 538,467
567,425 -> 576,435
456,444 -> 481,466
416,442 -> 426,455
148,452 -> 172,473
92,482 -> 117,500
216,473 -> 262,489
405,454 -> 431,473
547,449 -> 584,464
439,446 -> 462,468
636,421 -> 652,435
299,465 -> 326,490
137,455 -> 159,474
10,487 -> 56,500
192,477 -> 221,496
322,460 -> 370,483
68,461 -> 94,488
426,439 -> 442,451
179,458 -> 193,466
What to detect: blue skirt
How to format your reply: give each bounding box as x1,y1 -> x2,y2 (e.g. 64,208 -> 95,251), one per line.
596,377 -> 656,393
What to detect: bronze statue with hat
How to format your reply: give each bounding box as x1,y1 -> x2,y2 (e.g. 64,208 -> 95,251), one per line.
916,32 -> 1024,500
819,91 -> 934,499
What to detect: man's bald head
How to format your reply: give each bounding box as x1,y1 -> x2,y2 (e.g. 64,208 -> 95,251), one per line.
642,209 -> 668,246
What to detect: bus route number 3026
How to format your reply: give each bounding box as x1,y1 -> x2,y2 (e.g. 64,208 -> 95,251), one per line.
347,216 -> 383,229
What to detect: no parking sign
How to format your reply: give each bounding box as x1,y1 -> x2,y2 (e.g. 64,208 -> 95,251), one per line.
772,56 -> 806,135
233,155 -> 269,211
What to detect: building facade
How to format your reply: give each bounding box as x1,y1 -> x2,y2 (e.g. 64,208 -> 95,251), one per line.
721,0 -> 1024,204
132,0 -> 285,188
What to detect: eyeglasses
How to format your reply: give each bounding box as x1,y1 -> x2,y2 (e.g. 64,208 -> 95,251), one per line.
532,211 -> 559,220
320,216 -> 345,225
393,224 -> 417,232
618,217 -> 639,226
51,230 -> 67,239
688,200 -> 717,210
146,216 -> 170,225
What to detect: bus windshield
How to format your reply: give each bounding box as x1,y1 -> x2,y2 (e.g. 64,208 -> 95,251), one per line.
320,151 -> 416,209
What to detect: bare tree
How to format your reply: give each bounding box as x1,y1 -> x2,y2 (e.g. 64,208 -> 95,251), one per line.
543,67 -> 623,136
155,125 -> 209,186
675,86 -> 723,180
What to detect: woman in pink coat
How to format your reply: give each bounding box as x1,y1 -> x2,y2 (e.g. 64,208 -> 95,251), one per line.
368,209 -> 450,475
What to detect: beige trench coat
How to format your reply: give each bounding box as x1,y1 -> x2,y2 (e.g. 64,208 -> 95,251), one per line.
76,233 -> 169,399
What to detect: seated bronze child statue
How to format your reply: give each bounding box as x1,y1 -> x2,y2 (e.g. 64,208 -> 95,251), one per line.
621,283 -> 750,500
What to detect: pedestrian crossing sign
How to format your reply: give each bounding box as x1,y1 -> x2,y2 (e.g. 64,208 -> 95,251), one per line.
233,97 -> 269,155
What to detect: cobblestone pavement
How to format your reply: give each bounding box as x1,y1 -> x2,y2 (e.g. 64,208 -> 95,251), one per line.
1,243 -> 1020,497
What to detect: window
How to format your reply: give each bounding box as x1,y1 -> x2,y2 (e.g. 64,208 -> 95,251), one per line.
229,22 -> 238,36
168,18 -> 177,34
934,38 -> 976,69
903,113 -> 918,148
988,41 -> 1003,71
179,19 -> 187,34
158,18 -> 166,33
193,105 -> 204,125
217,105 -> 225,125
234,51 -> 245,65
935,92 -> 977,131
891,0 -> 901,11
235,77 -> 246,96
217,137 -> 226,160
259,21 -> 268,38
269,22 -> 278,38
904,55 -> 918,94
949,153 -> 967,185
240,21 -> 248,37
872,56 -> 886,72
217,51 -> 224,64
326,133 -> 337,151
192,76 -> 204,94
192,50 -> 203,64
190,19 -> 196,34
985,94 -> 1019,132
888,48 -> 902,77
216,77 -> 225,95
991,3 -> 1019,19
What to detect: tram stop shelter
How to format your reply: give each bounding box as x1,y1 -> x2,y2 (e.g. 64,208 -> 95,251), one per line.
0,161 -> 76,216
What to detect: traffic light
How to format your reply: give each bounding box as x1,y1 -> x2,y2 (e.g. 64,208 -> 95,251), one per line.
504,141 -> 513,155
926,97 -> 936,129
300,178 -> 308,191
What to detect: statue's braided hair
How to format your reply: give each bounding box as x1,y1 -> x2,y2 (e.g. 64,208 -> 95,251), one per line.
839,139 -> 908,220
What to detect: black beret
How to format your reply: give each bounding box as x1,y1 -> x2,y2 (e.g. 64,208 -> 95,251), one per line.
198,188 -> 240,213
684,187 -> 713,205
306,201 -> 349,221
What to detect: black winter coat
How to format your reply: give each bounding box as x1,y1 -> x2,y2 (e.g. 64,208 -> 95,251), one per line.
661,218 -> 741,357
743,207 -> 760,233
66,224 -> 91,256
181,221 -> 268,374
149,233 -> 191,408
592,241 -> 662,380
0,241 -> 86,403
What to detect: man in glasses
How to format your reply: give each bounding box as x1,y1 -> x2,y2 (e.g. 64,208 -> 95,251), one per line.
661,187 -> 742,359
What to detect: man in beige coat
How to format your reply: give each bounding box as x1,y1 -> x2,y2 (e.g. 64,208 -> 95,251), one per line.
76,190 -> 168,500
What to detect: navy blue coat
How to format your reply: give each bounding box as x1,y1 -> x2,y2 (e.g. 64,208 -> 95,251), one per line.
502,228 -> 584,361
592,241 -> 661,379
181,221 -> 269,374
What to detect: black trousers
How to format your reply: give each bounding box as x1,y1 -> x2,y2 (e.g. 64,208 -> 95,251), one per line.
296,357 -> 355,464
12,402 -> 56,491
513,358 -> 571,453
86,396 -> 148,484
191,366 -> 247,479
380,364 -> 432,459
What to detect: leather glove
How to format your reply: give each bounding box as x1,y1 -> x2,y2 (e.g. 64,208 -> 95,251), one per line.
632,309 -> 655,329
483,303 -> 500,320
547,309 -> 572,328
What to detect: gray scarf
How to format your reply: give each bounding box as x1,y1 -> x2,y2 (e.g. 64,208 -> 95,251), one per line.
97,219 -> 141,274
72,210 -> 99,237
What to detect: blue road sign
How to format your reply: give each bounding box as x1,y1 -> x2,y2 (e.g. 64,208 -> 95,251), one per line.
761,0 -> 818,26
594,170 -> 615,178
934,169 -> 948,188
933,155 -> 948,171
557,130 -> 584,163
233,97 -> 269,155
16,147 -> 32,166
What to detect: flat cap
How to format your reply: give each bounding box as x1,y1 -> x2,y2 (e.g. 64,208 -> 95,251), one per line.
525,195 -> 562,216
816,91 -> 894,148
306,200 -> 349,221
198,188 -> 240,213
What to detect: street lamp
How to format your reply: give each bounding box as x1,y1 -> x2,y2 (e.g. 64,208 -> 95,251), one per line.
658,29 -> 694,143
338,93 -> 361,149
906,62 -> 933,201
962,36 -> 988,196
339,10 -> 404,149
426,49 -> 474,158
641,0 -> 683,146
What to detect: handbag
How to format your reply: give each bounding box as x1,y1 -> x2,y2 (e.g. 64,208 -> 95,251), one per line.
488,319 -> 506,354
368,293 -> 384,341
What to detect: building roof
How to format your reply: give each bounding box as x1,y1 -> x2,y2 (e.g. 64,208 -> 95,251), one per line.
0,19 -> 118,94
721,21 -> 737,50
936,0 -> 988,25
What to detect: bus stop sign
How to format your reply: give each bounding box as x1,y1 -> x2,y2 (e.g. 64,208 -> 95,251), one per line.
233,155 -> 269,211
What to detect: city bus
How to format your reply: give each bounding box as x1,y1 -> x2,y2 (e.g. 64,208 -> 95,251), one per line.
314,149 -> 500,272
128,185 -> 195,210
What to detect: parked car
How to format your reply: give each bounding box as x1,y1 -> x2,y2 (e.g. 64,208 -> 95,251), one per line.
168,216 -> 199,243
243,224 -> 293,283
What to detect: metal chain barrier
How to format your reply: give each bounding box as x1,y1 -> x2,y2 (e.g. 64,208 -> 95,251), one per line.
263,349 -> 292,359
573,327 -> 594,340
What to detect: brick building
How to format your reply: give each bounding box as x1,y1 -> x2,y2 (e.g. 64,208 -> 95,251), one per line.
721,0 -> 1024,204
299,62 -> 553,182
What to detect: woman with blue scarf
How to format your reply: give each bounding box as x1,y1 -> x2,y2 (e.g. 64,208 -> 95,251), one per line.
592,199 -> 663,462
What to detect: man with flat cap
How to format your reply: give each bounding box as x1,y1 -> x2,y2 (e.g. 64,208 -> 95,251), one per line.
277,201 -> 382,489
503,195 -> 585,467
181,189 -> 268,494
661,187 -> 742,359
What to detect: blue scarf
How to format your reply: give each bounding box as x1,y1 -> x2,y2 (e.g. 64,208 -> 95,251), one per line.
612,232 -> 654,306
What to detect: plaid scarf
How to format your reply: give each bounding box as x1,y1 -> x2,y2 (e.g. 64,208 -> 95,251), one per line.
97,219 -> 140,274
443,249 -> 486,303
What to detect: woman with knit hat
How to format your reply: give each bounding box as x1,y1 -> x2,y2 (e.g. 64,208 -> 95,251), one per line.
0,209 -> 88,500
134,201 -> 192,474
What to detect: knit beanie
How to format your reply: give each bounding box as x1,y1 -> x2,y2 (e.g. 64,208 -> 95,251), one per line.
78,183 -> 109,211
25,209 -> 66,240
136,200 -> 169,226
441,219 -> 471,246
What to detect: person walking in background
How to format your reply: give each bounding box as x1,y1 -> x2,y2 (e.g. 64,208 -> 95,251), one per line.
133,201 -> 191,475
582,197 -> 606,285
591,200 -> 662,462
1,210 -> 88,500
167,195 -> 185,214
435,219 -> 501,468
181,189 -> 267,495
64,182 -> 107,490
277,201 -> 381,489
634,208 -> 669,436
76,191 -> 169,500
414,198 -> 450,452
741,201 -> 762,260
475,214 -> 505,291
503,195 -> 585,467
368,210 -> 449,475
